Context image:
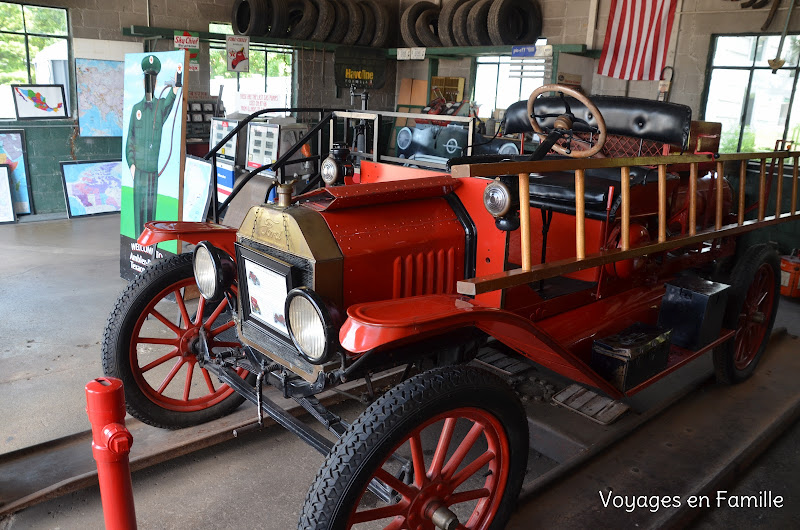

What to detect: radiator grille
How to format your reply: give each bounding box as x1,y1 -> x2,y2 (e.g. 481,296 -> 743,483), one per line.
392,248 -> 456,298
237,237 -> 313,371
239,237 -> 314,288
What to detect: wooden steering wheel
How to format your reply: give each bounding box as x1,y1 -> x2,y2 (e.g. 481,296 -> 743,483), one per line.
526,84 -> 607,158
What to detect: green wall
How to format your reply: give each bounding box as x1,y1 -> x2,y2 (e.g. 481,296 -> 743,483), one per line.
1,120 -> 121,215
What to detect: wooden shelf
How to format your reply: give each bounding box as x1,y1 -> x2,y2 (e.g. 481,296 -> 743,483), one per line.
121,27 -> 599,60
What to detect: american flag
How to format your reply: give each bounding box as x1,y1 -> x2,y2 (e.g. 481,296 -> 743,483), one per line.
598,0 -> 679,81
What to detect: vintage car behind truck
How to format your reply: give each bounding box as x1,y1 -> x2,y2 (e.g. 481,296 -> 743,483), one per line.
102,85 -> 795,529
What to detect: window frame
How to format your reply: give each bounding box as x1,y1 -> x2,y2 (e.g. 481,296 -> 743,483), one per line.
471,40 -> 550,119
0,1 -> 71,120
701,32 -> 800,152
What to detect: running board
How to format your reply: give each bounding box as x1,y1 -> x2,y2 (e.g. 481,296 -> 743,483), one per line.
552,384 -> 630,425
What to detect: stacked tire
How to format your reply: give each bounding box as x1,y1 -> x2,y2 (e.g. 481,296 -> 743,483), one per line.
231,0 -> 392,47
401,0 -> 542,47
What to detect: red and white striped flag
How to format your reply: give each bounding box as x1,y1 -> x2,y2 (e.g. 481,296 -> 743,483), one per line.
598,0 -> 678,81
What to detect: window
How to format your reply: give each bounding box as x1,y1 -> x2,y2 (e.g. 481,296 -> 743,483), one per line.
703,34 -> 800,152
0,2 -> 70,119
208,23 -> 292,115
473,39 -> 549,119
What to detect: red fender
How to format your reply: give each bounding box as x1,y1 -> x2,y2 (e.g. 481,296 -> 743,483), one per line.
138,221 -> 239,259
339,294 -> 622,397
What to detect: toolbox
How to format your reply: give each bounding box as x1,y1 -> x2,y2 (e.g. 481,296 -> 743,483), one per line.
591,322 -> 671,391
657,276 -> 730,350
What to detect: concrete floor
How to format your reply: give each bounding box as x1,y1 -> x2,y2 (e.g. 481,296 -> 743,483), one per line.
0,214 -> 799,529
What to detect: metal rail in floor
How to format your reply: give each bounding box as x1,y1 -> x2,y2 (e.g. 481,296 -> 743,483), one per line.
0,372 -> 399,517
1,332 -> 798,525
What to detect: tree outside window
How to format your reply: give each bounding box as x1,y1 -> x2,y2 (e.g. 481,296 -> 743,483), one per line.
0,2 -> 70,119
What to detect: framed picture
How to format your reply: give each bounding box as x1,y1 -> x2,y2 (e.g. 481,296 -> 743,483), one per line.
75,59 -> 124,137
11,84 -> 69,119
0,129 -> 32,214
182,155 -> 213,222
60,159 -> 123,218
0,164 -> 16,224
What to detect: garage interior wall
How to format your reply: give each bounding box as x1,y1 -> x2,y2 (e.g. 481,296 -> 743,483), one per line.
2,0 -> 800,218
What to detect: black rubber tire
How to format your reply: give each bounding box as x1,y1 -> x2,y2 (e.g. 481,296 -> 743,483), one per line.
401,1 -> 437,47
299,365 -> 528,529
326,0 -> 349,43
355,0 -> 375,46
713,244 -> 781,384
308,0 -> 335,41
488,0 -> 542,46
287,0 -> 318,40
467,0 -> 494,46
415,7 -> 443,48
102,253 -> 247,429
438,0 -> 471,47
340,0 -> 364,45
452,0 -> 481,47
231,0 -> 267,36
361,0 -> 391,48
265,0 -> 289,38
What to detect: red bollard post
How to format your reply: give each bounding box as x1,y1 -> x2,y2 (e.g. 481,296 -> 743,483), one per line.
85,377 -> 137,530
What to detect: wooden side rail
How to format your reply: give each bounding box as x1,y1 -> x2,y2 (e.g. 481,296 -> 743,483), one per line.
451,151 -> 800,296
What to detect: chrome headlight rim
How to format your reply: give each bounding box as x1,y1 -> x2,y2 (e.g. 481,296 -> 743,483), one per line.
483,179 -> 512,217
320,156 -> 341,185
284,287 -> 337,365
193,241 -> 235,301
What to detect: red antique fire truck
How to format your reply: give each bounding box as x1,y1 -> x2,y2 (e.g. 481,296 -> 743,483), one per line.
102,85 -> 795,529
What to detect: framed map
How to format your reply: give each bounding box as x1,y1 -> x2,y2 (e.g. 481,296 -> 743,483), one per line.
183,156 -> 213,222
76,59 -> 124,137
11,84 -> 69,119
0,130 -> 32,214
60,159 -> 123,218
0,165 -> 15,224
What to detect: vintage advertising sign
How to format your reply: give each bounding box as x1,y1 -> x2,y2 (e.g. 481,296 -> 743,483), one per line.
238,92 -> 283,114
120,50 -> 188,280
174,31 -> 200,72
227,35 -> 250,73
511,44 -> 552,58
333,47 -> 386,90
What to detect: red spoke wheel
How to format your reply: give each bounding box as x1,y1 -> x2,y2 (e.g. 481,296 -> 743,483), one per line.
103,253 -> 249,428
714,244 -> 780,384
300,366 -> 528,529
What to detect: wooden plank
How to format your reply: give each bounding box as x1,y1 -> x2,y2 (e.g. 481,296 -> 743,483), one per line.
575,170 -> 586,259
776,156 -> 785,218
793,156 -> 799,216
715,160 -> 724,230
758,158 -> 767,221
658,165 -> 667,242
519,172 -> 532,270
621,166 -> 631,249
689,162 -> 698,235
738,159 -> 747,226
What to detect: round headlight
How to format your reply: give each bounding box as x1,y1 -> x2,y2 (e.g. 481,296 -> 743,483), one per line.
285,288 -> 337,364
193,242 -> 235,301
321,156 -> 340,185
483,179 -> 512,217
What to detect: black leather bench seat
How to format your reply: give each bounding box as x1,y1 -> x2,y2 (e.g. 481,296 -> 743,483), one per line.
529,165 -> 678,220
